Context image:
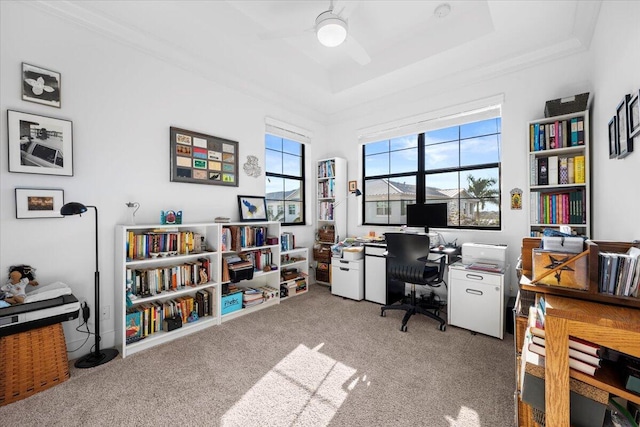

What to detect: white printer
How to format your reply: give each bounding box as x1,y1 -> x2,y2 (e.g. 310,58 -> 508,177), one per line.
462,243 -> 508,269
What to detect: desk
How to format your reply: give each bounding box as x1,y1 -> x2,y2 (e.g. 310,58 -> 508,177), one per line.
544,295 -> 640,426
363,243 -> 460,304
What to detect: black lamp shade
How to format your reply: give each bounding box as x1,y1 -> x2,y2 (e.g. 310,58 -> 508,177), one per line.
61,202 -> 88,216
353,189 -> 362,196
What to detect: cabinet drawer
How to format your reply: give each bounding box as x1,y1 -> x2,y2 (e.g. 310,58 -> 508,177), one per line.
450,268 -> 502,286
333,258 -> 362,270
365,245 -> 386,256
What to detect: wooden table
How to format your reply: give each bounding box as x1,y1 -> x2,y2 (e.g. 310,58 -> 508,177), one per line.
544,295 -> 640,426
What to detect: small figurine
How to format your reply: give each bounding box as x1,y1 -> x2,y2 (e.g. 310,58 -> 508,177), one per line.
2,265 -> 38,305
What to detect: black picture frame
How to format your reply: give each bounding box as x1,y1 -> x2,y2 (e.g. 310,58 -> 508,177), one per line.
616,94 -> 631,159
22,63 -> 61,108
628,89 -> 640,139
170,127 -> 238,186
237,195 -> 267,222
7,110 -> 73,176
608,116 -> 618,159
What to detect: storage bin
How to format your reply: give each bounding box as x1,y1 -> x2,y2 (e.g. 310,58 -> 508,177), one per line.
342,248 -> 363,260
313,246 -> 331,263
221,291 -> 243,315
532,249 -> 588,290
0,323 -> 70,406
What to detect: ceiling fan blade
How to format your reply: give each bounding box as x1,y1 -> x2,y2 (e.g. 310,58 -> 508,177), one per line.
344,34 -> 371,65
258,27 -> 313,40
333,0 -> 360,19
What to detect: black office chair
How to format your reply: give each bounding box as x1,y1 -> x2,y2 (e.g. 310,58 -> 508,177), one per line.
380,232 -> 447,332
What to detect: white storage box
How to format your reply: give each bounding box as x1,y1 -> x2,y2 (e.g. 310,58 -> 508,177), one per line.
342,248 -> 363,260
542,236 -> 584,253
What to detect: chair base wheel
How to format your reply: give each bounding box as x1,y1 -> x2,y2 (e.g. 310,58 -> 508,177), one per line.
439,323 -> 446,331
401,325 -> 408,332
380,310 -> 386,317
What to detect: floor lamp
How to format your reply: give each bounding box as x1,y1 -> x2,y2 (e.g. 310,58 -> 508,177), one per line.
61,202 -> 119,368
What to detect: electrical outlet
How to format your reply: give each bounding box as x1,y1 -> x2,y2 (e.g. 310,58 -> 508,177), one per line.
100,305 -> 110,321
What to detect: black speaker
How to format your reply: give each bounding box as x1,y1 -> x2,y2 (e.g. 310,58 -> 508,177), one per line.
163,316 -> 182,332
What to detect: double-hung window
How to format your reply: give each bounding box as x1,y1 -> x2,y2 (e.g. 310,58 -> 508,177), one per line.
362,107 -> 502,229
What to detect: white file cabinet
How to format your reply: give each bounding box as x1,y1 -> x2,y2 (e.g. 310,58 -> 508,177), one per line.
331,258 -> 364,301
448,263 -> 505,339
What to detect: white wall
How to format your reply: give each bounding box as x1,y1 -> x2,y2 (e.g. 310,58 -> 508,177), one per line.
0,1 -> 324,358
589,1 -> 640,241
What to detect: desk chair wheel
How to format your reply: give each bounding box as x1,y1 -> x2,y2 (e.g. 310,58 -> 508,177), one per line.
434,309 -> 440,317
401,324 -> 407,332
380,309 -> 386,317
439,323 -> 446,332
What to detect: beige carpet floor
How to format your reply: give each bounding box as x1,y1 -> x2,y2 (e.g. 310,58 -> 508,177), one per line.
0,284 -> 515,426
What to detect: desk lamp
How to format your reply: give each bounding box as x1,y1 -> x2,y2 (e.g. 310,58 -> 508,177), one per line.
331,189 -> 361,242
61,202 -> 119,368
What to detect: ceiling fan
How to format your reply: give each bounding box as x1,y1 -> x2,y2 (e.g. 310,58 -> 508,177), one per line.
260,0 -> 371,65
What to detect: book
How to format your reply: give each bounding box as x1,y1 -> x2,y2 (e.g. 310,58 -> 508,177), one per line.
527,341 -> 599,375
531,335 -> 601,366
568,156 -> 575,183
467,262 -> 503,273
577,117 -> 585,145
574,155 -> 585,183
559,157 -> 569,184
537,157 -> 548,185
529,326 -> 601,358
548,155 -> 558,185
570,117 -> 578,146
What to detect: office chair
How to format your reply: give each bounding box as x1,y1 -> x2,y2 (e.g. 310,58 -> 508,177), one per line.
380,233 -> 447,332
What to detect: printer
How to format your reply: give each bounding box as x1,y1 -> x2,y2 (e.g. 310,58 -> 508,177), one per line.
462,243 -> 508,269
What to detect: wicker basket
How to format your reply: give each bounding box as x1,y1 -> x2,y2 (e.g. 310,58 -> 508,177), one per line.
313,246 -> 332,263
0,323 -> 70,406
317,226 -> 335,243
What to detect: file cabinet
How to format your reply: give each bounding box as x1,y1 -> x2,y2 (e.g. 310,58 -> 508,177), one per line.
448,263 -> 505,339
331,258 -> 364,301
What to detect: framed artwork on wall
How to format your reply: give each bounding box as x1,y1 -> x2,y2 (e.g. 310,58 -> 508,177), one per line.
15,188 -> 64,219
616,94 -> 631,159
22,63 -> 61,108
628,89 -> 640,139
237,195 -> 267,222
7,110 -> 73,176
170,127 -> 238,186
608,116 -> 618,159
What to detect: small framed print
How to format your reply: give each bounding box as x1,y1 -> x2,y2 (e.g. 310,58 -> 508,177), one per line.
608,116 -> 618,159
237,195 -> 267,222
22,63 -> 61,108
170,127 -> 238,186
15,188 -> 64,219
348,180 -> 357,192
7,110 -> 73,176
617,94 -> 631,159
628,89 -> 640,139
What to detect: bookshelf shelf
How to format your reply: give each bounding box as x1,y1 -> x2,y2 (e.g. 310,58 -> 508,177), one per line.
315,157 -> 346,285
527,109 -> 591,237
116,223 -> 221,358
280,247 -> 309,300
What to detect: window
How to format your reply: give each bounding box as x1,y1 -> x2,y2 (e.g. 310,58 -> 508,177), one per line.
362,115 -> 501,229
265,134 -> 305,225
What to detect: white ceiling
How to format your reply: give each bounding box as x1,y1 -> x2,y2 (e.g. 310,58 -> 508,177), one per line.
33,0 -> 602,122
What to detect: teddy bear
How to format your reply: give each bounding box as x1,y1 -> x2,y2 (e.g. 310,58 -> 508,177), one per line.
1,265 -> 38,305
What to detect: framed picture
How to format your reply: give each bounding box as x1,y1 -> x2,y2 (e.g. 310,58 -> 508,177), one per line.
616,94 -> 631,159
170,127 -> 238,186
22,63 -> 61,108
15,188 -> 64,219
7,110 -> 73,176
608,116 -> 618,159
628,89 -> 640,139
237,195 -> 267,222
348,180 -> 357,192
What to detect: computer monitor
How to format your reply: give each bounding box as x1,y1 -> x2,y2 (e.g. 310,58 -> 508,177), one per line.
406,203 -> 449,234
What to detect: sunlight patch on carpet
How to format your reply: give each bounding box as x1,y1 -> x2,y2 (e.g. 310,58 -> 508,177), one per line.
445,406 -> 481,426
221,343 -> 363,426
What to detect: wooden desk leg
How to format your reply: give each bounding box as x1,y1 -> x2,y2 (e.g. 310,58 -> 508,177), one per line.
545,316 -> 570,427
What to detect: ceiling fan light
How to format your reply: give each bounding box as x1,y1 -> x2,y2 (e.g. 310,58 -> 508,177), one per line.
316,13 -> 347,47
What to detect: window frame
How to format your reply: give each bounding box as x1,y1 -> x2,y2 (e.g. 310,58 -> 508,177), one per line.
362,118 -> 502,230
265,134 -> 306,226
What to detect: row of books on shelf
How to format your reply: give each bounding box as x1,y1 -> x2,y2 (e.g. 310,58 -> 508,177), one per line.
317,180 -> 335,199
126,230 -> 205,260
317,160 -> 336,178
531,155 -> 585,186
318,201 -> 335,221
221,225 -> 275,252
598,247 -> 640,297
530,189 -> 586,225
221,250 -> 275,283
280,232 -> 296,252
529,117 -> 585,152
126,258 -> 210,297
125,289 -> 213,342
242,286 -> 279,308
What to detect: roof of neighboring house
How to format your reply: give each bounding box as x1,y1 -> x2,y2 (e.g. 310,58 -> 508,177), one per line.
265,188 -> 300,200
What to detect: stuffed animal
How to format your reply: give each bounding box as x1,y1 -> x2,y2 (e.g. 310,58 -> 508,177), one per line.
1,265 -> 38,305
